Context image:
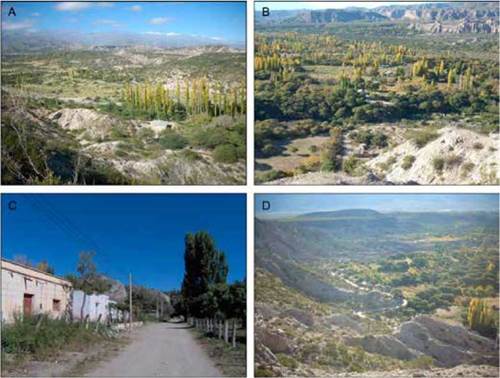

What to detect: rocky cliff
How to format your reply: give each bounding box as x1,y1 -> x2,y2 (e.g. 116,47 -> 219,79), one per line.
257,2 -> 499,34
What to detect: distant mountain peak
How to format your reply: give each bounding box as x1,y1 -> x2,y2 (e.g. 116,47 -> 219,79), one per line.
298,209 -> 382,219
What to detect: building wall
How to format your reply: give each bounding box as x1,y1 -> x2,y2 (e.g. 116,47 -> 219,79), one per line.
72,290 -> 113,323
1,260 -> 72,323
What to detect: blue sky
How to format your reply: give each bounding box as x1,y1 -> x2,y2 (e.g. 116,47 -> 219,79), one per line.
256,194 -> 500,217
2,194 -> 246,291
256,1 -> 428,10
2,2 -> 245,42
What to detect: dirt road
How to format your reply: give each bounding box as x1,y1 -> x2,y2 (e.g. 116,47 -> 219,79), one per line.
85,323 -> 222,377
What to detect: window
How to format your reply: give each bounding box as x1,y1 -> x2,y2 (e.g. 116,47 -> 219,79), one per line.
52,299 -> 61,312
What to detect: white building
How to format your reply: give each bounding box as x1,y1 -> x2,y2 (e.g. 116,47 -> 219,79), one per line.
1,259 -> 72,323
71,290 -> 113,323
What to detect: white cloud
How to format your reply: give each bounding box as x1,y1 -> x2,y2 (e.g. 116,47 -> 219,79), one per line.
96,2 -> 114,7
149,17 -> 170,25
93,19 -> 121,27
210,37 -> 224,41
130,5 -> 142,12
143,31 -> 181,36
31,12 -> 40,17
3,20 -> 35,31
54,2 -> 91,11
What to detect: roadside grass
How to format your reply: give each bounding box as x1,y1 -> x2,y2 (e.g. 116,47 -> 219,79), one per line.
63,337 -> 130,377
1,314 -> 121,373
191,327 -> 246,377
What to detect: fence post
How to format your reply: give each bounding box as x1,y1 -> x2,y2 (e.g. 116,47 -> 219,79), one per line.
35,315 -> 43,332
232,319 -> 237,348
95,314 -> 102,332
218,319 -> 222,339
224,319 -> 229,343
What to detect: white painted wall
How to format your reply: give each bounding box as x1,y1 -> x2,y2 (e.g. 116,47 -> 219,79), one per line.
72,290 -> 113,323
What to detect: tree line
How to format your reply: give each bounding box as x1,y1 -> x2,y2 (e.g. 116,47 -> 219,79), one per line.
122,79 -> 245,120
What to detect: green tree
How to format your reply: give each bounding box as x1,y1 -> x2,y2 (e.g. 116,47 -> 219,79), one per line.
228,280 -> 246,324
36,260 -> 55,275
466,298 -> 497,338
66,251 -> 110,294
181,232 -> 229,317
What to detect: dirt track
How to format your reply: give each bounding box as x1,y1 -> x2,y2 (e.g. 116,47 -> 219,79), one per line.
85,322 -> 221,377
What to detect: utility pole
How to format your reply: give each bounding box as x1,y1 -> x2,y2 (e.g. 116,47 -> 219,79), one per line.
156,294 -> 159,321
129,272 -> 132,331
160,297 -> 163,319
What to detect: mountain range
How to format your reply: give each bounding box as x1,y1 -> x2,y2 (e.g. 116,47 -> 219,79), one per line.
1,29 -> 244,53
256,2 -> 499,33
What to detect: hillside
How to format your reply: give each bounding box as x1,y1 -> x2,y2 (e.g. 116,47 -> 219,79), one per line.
2,44 -> 246,185
255,209 -> 499,377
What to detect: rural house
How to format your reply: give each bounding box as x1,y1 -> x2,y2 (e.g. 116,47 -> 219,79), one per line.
72,290 -> 116,323
1,258 -> 72,323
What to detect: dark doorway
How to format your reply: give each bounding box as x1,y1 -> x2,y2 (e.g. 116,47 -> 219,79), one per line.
53,299 -> 61,312
23,294 -> 34,316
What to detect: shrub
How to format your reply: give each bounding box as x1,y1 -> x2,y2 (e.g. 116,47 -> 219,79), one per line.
213,144 -> 239,163
180,149 -> 203,162
256,170 -> 288,183
409,129 -> 439,148
372,132 -> 388,148
110,125 -> 130,140
137,128 -> 156,144
444,154 -> 462,167
473,142 -> 484,150
461,162 -> 475,177
343,156 -> 361,175
277,353 -> 298,369
159,130 -> 188,150
386,156 -> 397,166
301,155 -> 321,171
261,143 -> 279,158
432,157 -> 445,172
405,356 -> 434,369
255,367 -> 275,377
401,155 -> 416,170
309,145 -> 318,153
352,130 -> 388,148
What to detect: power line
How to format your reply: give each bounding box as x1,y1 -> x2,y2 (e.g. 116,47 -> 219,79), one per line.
20,194 -> 130,280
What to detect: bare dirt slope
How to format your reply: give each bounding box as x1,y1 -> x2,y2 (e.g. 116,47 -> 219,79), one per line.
85,323 -> 221,377
367,127 -> 499,185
